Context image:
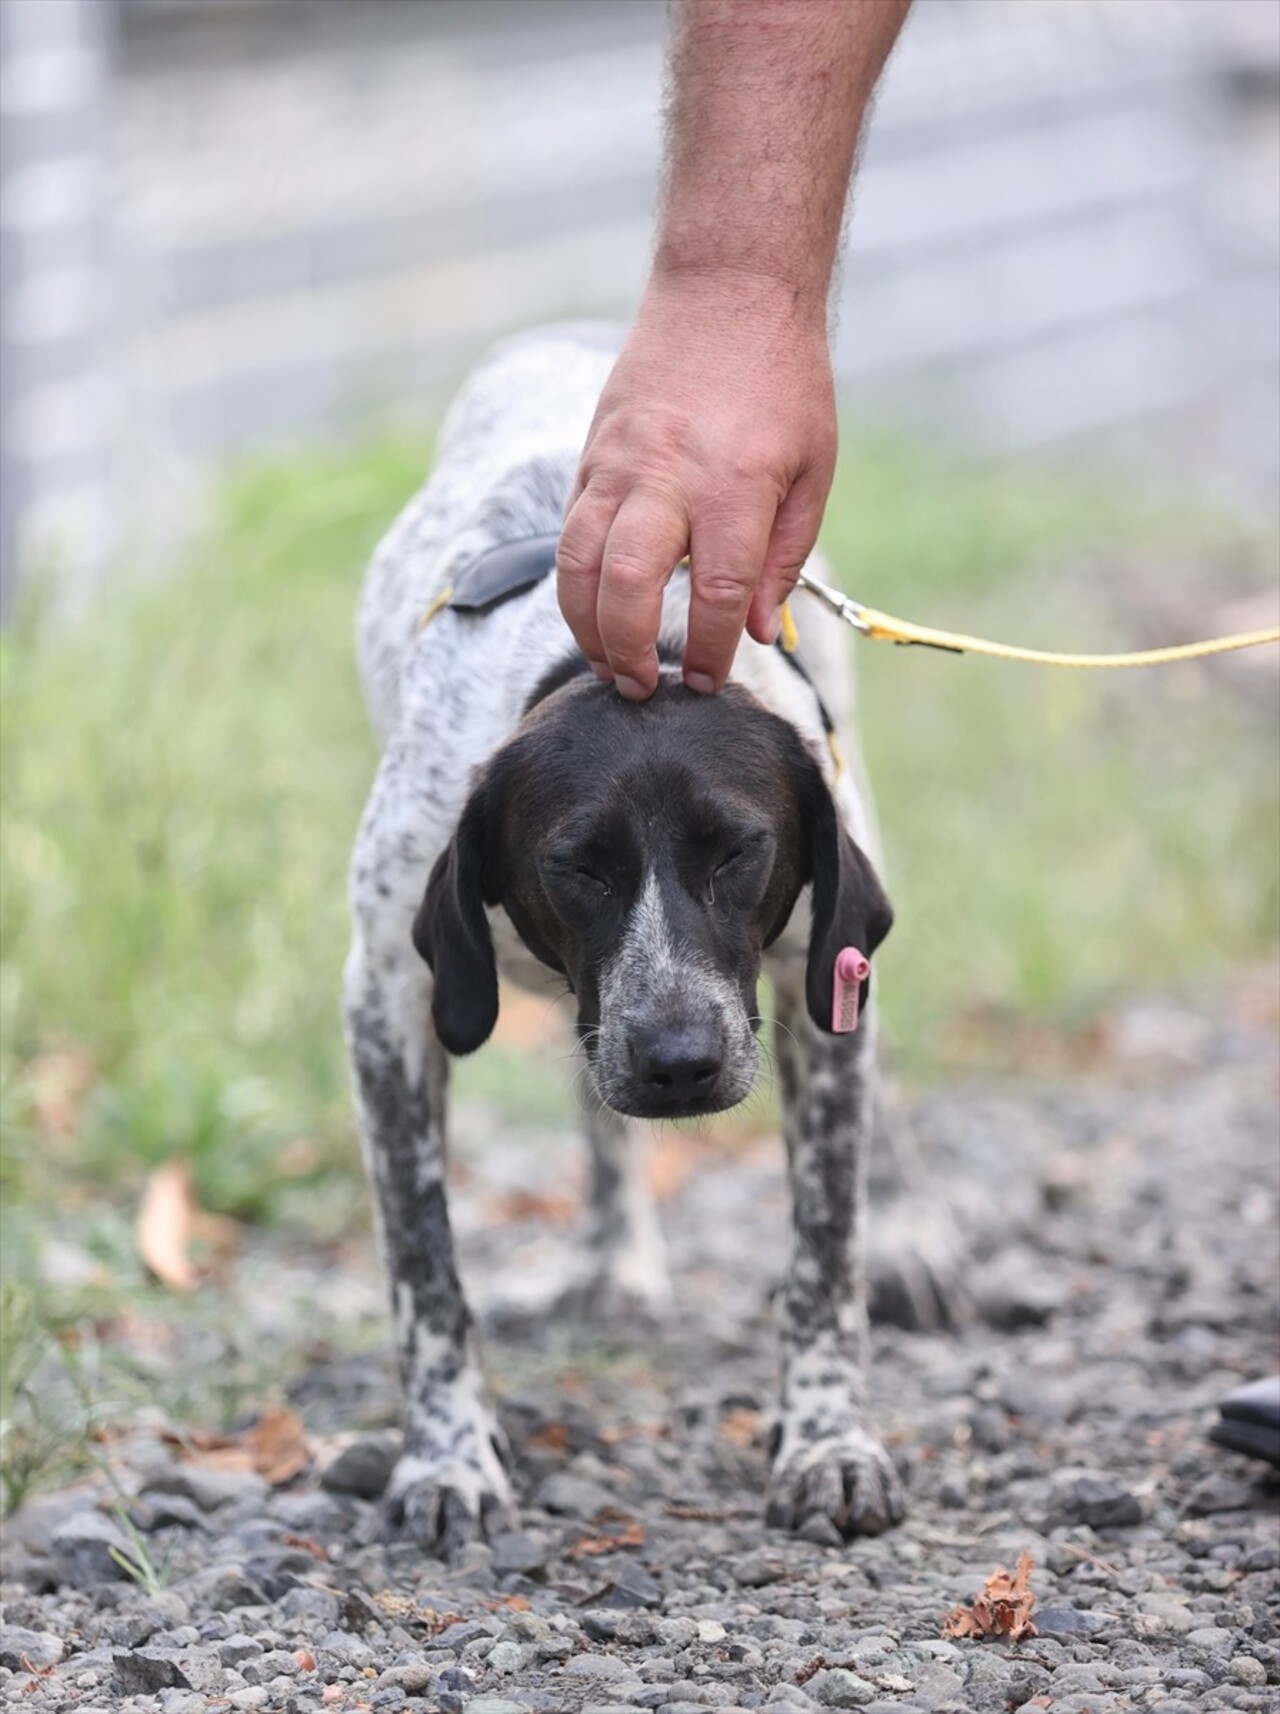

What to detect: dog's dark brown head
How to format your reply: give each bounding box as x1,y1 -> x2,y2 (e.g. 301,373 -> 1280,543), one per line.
414,675 -> 891,1119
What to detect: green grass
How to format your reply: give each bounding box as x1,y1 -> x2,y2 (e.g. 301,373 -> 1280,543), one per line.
1,426 -> 1276,1347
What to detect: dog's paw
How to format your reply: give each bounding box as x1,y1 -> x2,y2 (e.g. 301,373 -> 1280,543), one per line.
548,1256 -> 673,1327
484,1246 -> 673,1335
378,1452 -> 517,1556
765,1427 -> 906,1541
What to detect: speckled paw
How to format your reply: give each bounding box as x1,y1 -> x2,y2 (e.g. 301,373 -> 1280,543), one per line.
378,1458 -> 517,1557
765,1430 -> 907,1541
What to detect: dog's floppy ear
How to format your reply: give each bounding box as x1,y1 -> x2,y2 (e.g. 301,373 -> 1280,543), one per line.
413,762 -> 505,1056
798,752 -> 893,1034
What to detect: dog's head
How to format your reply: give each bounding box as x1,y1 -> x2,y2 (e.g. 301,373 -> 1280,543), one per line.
413,677 -> 891,1118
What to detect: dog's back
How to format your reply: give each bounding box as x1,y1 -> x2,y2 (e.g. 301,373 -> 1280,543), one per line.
356,324 -> 623,744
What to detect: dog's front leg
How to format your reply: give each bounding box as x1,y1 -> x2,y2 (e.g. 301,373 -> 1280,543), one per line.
767,983 -> 906,1540
344,939 -> 514,1554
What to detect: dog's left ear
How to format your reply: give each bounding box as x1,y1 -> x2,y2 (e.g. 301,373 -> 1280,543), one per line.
413,761 -> 505,1056
798,752 -> 894,1034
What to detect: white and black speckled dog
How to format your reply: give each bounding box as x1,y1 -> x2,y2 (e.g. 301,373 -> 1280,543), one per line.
345,323 -> 904,1555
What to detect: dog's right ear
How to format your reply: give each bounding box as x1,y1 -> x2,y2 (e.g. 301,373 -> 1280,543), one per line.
413,764 -> 503,1056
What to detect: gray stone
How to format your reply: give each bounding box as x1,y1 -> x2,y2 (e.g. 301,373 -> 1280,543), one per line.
490,1531 -> 553,1578
218,1635 -> 264,1666
52,1513 -> 132,1588
732,1551 -> 788,1588
113,1651 -> 191,1694
1184,1474 -> 1259,1516
1229,1656 -> 1268,1686
0,1627 -> 63,1670
378,1662 -> 435,1693
462,1702 -> 532,1714
1043,1469 -> 1143,1531
563,1652 -> 641,1679
320,1436 -> 398,1500
531,1472 -> 618,1517
487,1641 -> 527,1676
805,1670 -> 876,1708
581,1612 -> 660,1646
142,1466 -> 268,1512
1035,1605 -> 1109,1641
581,1562 -> 663,1609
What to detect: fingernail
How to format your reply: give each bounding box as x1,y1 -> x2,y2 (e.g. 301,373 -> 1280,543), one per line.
764,609 -> 782,645
589,660 -> 613,682
615,675 -> 651,701
685,672 -> 715,696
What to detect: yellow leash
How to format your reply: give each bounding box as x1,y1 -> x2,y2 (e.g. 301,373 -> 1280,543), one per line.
792,572 -> 1280,668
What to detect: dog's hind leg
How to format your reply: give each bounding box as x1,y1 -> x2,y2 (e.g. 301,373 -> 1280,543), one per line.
344,776 -> 514,1554
865,1074 -> 975,1332
764,983 -> 906,1542
564,1102 -> 672,1321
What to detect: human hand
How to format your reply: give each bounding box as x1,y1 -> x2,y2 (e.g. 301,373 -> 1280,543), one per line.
557,272 -> 838,700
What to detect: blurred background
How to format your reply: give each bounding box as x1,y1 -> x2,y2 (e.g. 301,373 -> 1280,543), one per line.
0,0 -> 1277,1500
2,0 -> 1279,593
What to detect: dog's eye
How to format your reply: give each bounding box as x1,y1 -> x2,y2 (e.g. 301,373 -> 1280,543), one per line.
575,865 -> 610,896
707,850 -> 742,904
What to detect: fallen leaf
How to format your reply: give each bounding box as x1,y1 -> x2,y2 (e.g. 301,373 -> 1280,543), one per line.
246,1407 -> 310,1485
793,1656 -> 830,1685
282,1532 -> 331,1563
495,1593 -> 530,1611
526,1421 -> 568,1454
135,1159 -> 200,1292
486,1186 -> 579,1225
566,1519 -> 645,1559
943,1550 -> 1038,1642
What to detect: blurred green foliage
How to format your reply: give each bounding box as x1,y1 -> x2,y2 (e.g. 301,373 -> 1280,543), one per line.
1,428 -> 1276,1276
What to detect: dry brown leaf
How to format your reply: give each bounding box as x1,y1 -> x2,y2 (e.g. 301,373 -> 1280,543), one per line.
526,1421 -> 569,1454
486,1187 -> 579,1225
136,1159 -> 200,1292
281,1532 -> 330,1563
943,1550 -> 1038,1642
718,1407 -> 762,1447
566,1519 -> 645,1559
247,1407 -> 310,1485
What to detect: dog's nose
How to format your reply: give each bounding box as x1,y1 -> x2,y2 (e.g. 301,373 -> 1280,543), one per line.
630,1022 -> 723,1105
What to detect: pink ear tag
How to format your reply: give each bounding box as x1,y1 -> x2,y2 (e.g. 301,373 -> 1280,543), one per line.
832,946 -> 870,1033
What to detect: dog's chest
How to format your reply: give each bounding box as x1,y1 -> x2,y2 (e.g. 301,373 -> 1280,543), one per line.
488,905 -> 573,1008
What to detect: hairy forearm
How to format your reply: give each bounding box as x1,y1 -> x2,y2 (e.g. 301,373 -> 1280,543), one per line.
656,0 -> 911,317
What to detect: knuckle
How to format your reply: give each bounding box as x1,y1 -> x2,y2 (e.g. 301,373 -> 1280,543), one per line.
693,571 -> 754,615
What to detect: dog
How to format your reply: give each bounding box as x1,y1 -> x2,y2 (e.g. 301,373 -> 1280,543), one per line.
344,323 -> 905,1554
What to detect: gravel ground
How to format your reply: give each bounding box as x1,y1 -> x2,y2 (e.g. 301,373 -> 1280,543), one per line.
3,985 -> 1278,1714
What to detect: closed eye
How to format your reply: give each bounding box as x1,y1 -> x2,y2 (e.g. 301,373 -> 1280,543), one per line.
574,865 -> 610,895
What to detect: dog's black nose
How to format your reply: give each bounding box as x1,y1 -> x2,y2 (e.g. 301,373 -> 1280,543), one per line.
630,1022 -> 723,1106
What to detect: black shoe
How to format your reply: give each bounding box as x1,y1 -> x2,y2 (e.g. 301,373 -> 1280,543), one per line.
1208,1376 -> 1280,1467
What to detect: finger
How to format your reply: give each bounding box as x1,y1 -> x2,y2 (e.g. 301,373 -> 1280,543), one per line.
596,488 -> 690,700
683,491 -> 779,694
747,461 -> 832,646
557,482 -> 618,673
